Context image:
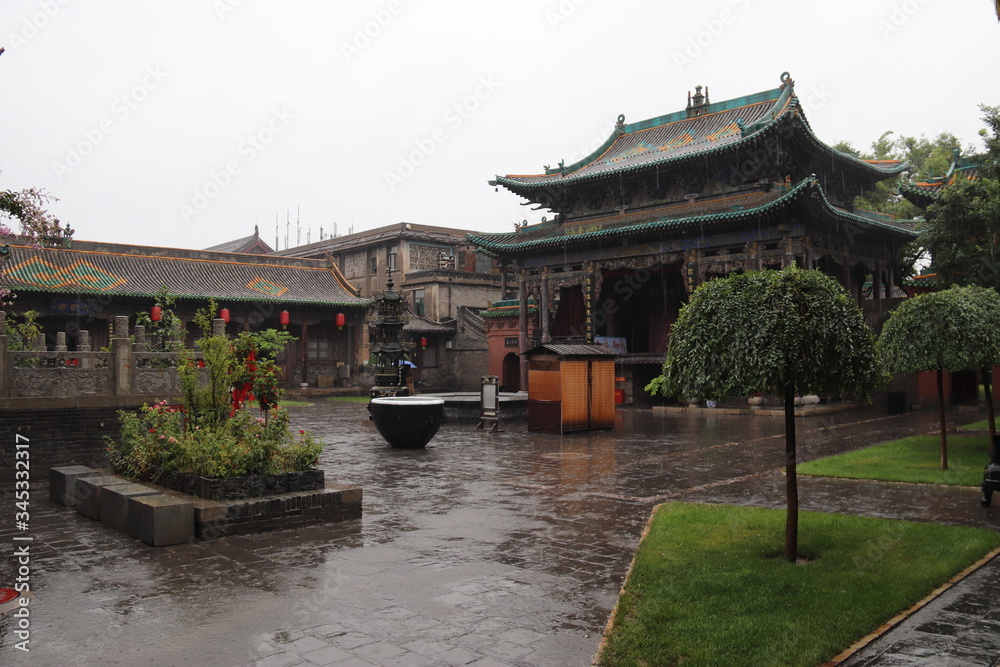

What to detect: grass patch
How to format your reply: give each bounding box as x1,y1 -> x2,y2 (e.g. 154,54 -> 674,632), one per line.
326,395 -> 370,403
280,400 -> 313,407
598,503 -> 1000,667
797,435 -> 989,487
960,418 -> 990,431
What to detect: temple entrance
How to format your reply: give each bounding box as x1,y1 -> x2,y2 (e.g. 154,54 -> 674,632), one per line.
502,352 -> 521,392
595,264 -> 684,354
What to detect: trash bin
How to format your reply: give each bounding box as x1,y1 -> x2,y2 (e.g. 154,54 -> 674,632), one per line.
887,391 -> 907,415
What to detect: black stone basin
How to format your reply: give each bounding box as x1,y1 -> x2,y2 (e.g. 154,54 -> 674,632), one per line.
369,396 -> 444,449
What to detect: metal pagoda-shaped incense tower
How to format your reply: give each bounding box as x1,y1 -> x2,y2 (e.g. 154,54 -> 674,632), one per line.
368,266 -> 411,398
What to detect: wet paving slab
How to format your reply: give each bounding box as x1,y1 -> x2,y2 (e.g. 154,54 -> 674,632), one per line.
0,403 -> 997,665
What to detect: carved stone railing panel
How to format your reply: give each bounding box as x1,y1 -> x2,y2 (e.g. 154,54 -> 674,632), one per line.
12,368 -> 112,397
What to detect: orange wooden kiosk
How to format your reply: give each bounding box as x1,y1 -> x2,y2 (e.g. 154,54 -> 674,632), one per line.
524,344 -> 616,433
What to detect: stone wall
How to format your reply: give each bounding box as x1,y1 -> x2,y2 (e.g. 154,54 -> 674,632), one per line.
0,406 -> 124,488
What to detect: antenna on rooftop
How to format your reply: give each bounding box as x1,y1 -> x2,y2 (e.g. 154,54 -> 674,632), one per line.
296,206 -> 301,246
275,214 -> 279,250
285,211 -> 290,250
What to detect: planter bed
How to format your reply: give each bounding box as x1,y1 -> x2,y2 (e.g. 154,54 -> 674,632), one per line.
50,465 -> 361,544
149,467 -> 326,501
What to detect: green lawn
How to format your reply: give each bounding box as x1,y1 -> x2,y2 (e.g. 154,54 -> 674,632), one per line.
279,400 -> 313,407
797,435 -> 989,487
598,503 -> 1000,667
326,395 -> 370,403
960,418 -> 990,431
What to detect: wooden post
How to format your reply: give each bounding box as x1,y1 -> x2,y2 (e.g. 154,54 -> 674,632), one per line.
540,269 -> 551,343
518,270 -> 528,391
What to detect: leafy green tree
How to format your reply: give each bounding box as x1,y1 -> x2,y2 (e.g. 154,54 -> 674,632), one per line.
878,286 -> 1000,468
920,178 -> 1000,291
647,267 -> 884,562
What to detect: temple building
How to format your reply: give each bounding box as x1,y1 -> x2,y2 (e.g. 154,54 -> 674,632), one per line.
0,238 -> 369,389
471,73 -> 920,398
273,222 -> 500,391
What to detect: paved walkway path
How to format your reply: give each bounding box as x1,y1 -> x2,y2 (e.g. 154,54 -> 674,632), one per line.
0,404 -> 997,665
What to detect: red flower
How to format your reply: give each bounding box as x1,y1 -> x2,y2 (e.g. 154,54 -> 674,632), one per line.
299,430 -> 305,434
149,428 -> 156,433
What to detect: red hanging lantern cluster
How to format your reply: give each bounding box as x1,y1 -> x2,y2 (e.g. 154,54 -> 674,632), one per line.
150,305 -> 162,322
219,308 -> 230,323
280,310 -> 290,329
335,312 -> 345,330
420,336 -> 427,348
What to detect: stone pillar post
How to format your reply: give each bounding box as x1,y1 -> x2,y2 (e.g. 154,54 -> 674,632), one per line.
212,318 -> 226,337
55,331 -> 67,352
133,325 -> 147,352
540,269 -> 551,343
35,333 -> 46,351
113,315 -> 131,396
518,270 -> 528,392
78,330 -> 92,369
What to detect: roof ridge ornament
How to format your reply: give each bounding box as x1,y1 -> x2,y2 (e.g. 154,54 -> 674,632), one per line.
780,71 -> 794,89
616,114 -> 626,135
686,85 -> 709,118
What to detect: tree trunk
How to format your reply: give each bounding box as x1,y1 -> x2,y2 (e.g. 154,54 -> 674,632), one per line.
937,368 -> 948,470
984,367 -> 997,459
784,381 -> 798,563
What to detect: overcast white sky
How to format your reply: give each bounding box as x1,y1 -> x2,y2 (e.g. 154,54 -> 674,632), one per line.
1,0 -> 998,251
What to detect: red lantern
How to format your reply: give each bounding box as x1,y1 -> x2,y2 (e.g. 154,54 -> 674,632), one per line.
150,306 -> 162,322
335,312 -> 345,330
219,308 -> 230,323
420,337 -> 427,348
280,310 -> 290,329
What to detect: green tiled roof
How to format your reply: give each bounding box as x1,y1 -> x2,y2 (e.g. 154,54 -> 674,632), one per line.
1,244 -> 371,307
491,73 -> 905,194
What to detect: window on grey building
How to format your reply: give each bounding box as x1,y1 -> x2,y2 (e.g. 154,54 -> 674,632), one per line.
370,256 -> 378,275
413,289 -> 425,316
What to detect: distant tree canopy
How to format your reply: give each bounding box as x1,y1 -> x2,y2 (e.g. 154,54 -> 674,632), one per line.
918,105 -> 1000,290
832,131 -> 970,220
0,172 -> 67,306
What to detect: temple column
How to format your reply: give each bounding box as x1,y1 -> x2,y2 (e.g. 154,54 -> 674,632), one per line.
782,237 -> 795,268
683,249 -> 699,295
745,242 -> 760,272
874,262 -> 883,306
540,268 -> 551,343
518,270 -> 528,390
584,262 -> 596,343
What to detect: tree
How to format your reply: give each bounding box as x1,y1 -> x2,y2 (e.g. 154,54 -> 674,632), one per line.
915,107 -> 1000,443
1,174 -> 68,306
646,267 -> 884,562
878,286 -> 1000,468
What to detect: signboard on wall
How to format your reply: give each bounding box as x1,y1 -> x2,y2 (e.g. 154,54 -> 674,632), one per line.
594,336 -> 627,354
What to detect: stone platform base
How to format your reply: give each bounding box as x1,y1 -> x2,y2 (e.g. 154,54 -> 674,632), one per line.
49,466 -> 362,546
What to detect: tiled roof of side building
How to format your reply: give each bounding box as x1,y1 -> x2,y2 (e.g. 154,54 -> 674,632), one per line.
491,73 -> 906,192
1,243 -> 370,307
470,177 -> 919,256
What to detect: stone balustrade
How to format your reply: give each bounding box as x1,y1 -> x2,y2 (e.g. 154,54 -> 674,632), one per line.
0,314 -> 213,405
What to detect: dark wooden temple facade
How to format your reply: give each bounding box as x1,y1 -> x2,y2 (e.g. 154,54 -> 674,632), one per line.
471,73 -> 919,397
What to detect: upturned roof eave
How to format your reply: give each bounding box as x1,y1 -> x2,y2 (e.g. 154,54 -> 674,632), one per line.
492,84 -> 905,198
470,176 -> 918,256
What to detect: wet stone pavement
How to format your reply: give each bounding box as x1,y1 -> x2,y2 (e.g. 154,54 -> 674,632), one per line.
0,402 -> 998,666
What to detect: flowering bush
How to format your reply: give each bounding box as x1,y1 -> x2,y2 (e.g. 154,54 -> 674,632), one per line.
107,323 -> 321,481
108,400 -> 321,479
